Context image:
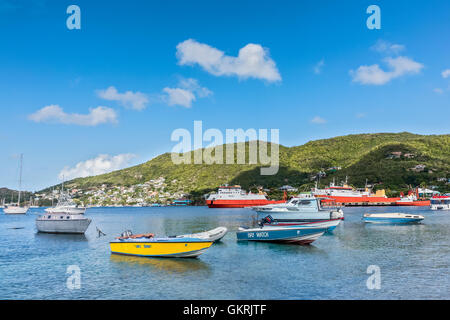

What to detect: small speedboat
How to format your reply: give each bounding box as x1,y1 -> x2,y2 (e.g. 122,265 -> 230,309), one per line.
110,231 -> 213,258
174,227 -> 228,242
236,225 -> 327,245
363,213 -> 424,224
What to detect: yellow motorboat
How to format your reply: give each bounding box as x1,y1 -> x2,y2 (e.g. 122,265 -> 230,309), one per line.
110,231 -> 213,258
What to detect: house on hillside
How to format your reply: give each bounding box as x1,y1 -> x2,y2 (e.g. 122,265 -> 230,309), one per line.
279,185 -> 298,192
410,164 -> 426,172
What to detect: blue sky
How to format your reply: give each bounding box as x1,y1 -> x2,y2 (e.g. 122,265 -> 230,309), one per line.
0,0 -> 449,191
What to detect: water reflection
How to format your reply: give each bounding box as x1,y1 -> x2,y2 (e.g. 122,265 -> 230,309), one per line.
34,232 -> 88,242
236,239 -> 327,255
109,253 -> 211,274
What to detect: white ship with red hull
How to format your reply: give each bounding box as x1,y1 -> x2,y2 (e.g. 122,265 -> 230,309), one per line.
312,178 -> 401,205
313,179 -> 430,206
206,185 -> 285,208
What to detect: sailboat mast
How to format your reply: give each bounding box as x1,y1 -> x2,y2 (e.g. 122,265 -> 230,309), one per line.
17,154 -> 23,206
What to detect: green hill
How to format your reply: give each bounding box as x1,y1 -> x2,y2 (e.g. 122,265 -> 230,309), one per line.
48,132 -> 450,199
0,188 -> 33,205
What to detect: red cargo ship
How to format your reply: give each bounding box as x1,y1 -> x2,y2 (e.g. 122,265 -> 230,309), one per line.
312,180 -> 399,205
206,185 -> 286,208
394,190 -> 430,206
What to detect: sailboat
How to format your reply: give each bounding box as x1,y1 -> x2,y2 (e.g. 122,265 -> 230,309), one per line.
29,196 -> 39,208
3,154 -> 29,215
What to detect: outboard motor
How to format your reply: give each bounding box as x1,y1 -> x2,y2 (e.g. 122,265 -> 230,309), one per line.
330,209 -> 344,220
121,230 -> 133,238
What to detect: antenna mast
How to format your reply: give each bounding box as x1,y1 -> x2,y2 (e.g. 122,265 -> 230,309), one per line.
17,154 -> 23,206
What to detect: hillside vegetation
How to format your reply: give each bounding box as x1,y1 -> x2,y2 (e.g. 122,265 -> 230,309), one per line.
0,188 -> 33,205
48,132 -> 450,197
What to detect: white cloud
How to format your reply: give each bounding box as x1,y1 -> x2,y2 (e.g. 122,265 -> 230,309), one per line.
162,78 -> 212,108
442,69 -> 450,78
97,86 -> 149,110
176,39 -> 281,82
356,112 -> 366,118
162,87 -> 196,108
314,59 -> 325,74
311,116 -> 327,124
350,56 -> 424,85
178,78 -> 213,98
28,105 -> 117,126
58,153 -> 136,180
433,88 -> 444,94
371,40 -> 405,55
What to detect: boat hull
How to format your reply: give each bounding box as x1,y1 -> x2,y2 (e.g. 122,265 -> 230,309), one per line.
318,195 -> 400,204
431,205 -> 450,211
36,217 -> 91,234
3,207 -> 29,214
363,217 -> 423,224
236,226 -> 326,245
363,213 -> 424,224
263,219 -> 342,232
395,200 -> 430,207
110,240 -> 213,258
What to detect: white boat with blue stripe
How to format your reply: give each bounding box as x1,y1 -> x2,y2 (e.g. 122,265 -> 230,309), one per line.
236,224 -> 327,245
363,213 -> 424,224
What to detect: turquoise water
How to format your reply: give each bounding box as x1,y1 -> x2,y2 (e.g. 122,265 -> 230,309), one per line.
0,206 -> 449,300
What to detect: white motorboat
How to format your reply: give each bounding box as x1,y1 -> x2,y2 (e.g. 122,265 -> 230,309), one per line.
36,213 -> 91,234
37,183 -> 90,233
3,154 -> 28,215
253,193 -> 344,221
174,227 -> 228,242
363,213 -> 424,224
430,195 -> 450,210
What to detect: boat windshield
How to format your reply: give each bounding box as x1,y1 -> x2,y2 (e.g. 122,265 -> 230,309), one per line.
287,198 -> 320,211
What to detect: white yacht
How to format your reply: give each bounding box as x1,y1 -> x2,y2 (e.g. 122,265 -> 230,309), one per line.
3,154 -> 29,215
252,193 -> 344,221
37,188 -> 90,234
430,195 -> 450,211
